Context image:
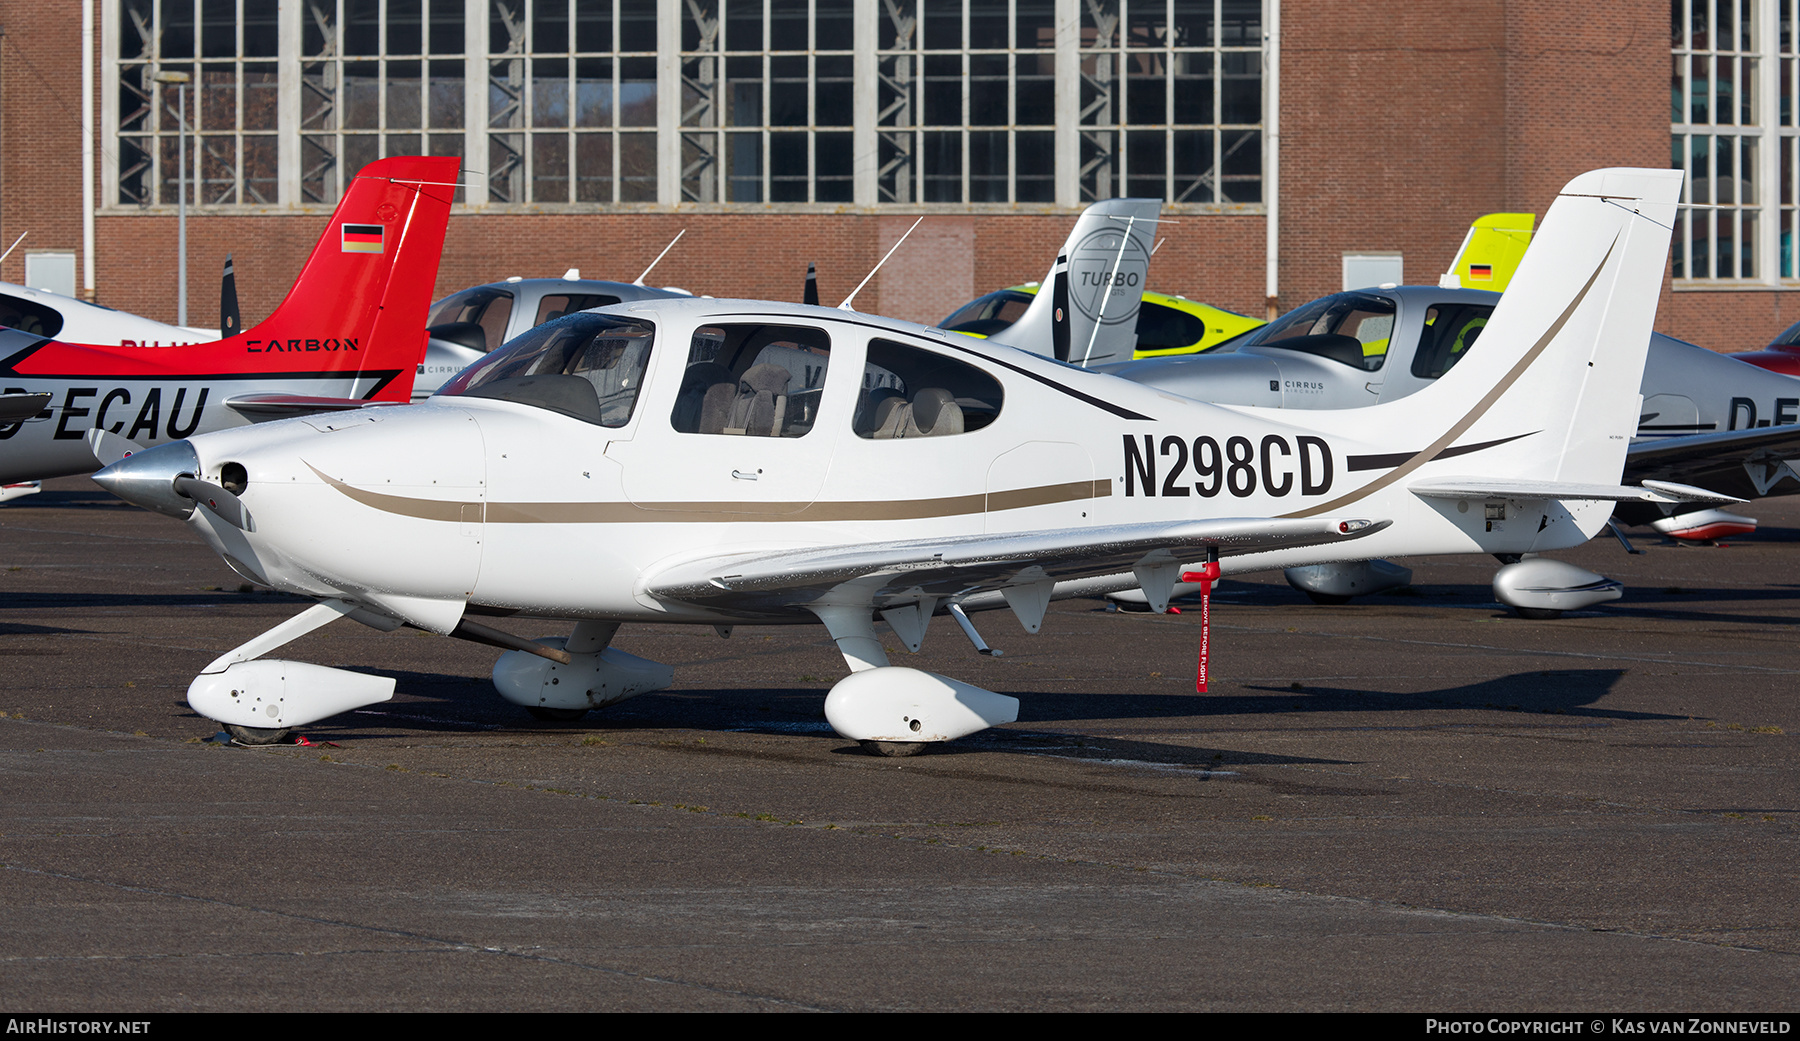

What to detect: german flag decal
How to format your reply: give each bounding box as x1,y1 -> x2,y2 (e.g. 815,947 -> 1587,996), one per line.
341,223 -> 385,254
1468,263 -> 1493,281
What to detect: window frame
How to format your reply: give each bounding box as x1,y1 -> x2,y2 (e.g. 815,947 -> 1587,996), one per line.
102,0 -> 1269,214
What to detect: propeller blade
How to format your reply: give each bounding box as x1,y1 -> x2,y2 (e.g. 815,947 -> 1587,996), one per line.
173,475 -> 254,531
85,428 -> 146,469
220,254 -> 241,337
804,262 -> 818,306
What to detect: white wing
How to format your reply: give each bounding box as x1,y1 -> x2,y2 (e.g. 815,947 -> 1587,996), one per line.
642,515 -> 1388,626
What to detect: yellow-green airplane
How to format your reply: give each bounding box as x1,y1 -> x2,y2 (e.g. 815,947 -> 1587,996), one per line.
939,283 -> 1265,359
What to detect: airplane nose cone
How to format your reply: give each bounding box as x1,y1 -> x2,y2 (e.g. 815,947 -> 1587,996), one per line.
92,439 -> 201,520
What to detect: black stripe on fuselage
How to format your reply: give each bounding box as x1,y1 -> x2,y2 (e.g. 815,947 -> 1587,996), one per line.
1345,431 -> 1539,472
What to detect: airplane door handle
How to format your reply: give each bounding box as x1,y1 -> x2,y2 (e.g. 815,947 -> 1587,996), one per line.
732,468 -> 762,481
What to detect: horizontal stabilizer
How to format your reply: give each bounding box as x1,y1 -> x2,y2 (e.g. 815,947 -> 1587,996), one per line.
644,516 -> 1388,616
1410,476 -> 1741,505
225,393 -> 406,422
0,391 -> 49,424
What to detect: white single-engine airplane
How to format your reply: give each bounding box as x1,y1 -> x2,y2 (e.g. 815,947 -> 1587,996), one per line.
0,155 -> 456,486
0,280 -> 218,345
96,168 -> 1694,754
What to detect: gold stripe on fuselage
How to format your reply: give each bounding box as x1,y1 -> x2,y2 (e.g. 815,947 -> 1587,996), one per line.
308,462 -> 1111,523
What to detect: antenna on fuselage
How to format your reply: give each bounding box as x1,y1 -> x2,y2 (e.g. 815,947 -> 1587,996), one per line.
634,229 -> 686,287
839,217 -> 923,313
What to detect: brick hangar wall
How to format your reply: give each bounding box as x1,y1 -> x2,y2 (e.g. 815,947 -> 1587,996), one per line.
6,0 -> 1785,349
0,2 -> 90,294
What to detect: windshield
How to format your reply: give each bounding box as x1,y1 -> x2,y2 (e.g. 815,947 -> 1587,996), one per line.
1246,292 -> 1396,371
940,288 -> 1035,336
439,312 -> 654,427
427,286 -> 515,351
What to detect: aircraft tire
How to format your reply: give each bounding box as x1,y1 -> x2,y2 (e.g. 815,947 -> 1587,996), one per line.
226,724 -> 292,746
860,740 -> 927,757
526,706 -> 590,722
1512,607 -> 1564,620
1305,592 -> 1354,606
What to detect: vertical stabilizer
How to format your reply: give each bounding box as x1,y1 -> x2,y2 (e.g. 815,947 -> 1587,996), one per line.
6,156 -> 458,405
1276,168 -> 1681,528
987,198 -> 1161,367
1439,212 -> 1536,291
248,155 -> 459,401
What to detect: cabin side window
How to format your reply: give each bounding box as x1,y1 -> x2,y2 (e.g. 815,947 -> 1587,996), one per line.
855,338 -> 1003,439
1411,303 -> 1494,379
671,324 -> 832,437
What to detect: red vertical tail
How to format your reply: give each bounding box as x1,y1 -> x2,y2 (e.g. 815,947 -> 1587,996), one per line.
243,155 -> 458,400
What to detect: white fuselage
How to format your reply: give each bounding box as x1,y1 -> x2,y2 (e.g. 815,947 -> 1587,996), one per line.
0,282 -> 217,345
173,303 -> 1612,627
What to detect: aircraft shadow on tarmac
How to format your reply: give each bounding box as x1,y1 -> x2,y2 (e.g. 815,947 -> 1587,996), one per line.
0,591 -> 296,610
0,621 -> 101,638
207,665 -> 1682,768
1237,667 -> 1690,721
1201,579 -> 1800,626
1,488 -> 128,507
204,668 -> 1348,767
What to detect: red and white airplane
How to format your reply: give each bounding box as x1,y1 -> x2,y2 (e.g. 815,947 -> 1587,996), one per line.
0,154 -> 457,486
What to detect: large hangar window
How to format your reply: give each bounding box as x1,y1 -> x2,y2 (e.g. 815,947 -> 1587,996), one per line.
114,0 -> 283,207
678,1 -> 857,204
487,0 -> 661,205
875,0 -> 1058,204
1671,0 -> 1800,284
1079,0 -> 1264,205
105,0 -> 1266,213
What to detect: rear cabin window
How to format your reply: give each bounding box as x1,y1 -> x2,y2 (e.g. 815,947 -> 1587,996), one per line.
1411,302 -> 1494,379
856,338 -> 1003,438
939,288 -> 1035,337
0,294 -> 64,338
1133,300 -> 1205,352
671,324 -> 832,437
533,293 -> 621,326
437,312 -> 654,427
